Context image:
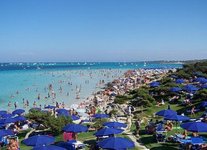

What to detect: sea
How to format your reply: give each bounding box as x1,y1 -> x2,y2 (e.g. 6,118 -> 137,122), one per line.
0,62 -> 182,112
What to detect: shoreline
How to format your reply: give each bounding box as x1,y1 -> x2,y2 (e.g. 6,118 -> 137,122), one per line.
74,68 -> 175,117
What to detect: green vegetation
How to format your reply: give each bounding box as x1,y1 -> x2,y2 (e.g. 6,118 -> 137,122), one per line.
120,61 -> 207,149
26,110 -> 72,135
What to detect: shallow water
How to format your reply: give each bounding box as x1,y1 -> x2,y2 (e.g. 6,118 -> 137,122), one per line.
0,62 -> 182,112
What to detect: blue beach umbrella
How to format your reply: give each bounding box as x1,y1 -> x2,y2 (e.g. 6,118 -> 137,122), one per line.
194,77 -> 207,84
181,122 -> 207,132
32,145 -> 66,150
12,109 -> 25,115
0,129 -> 14,138
0,118 -> 16,124
1,113 -> 14,118
201,84 -> 207,89
97,137 -> 135,150
103,122 -> 127,128
14,116 -> 26,122
200,101 -> 207,108
44,105 -> 56,109
164,115 -> 190,121
183,84 -> 199,93
22,135 -> 55,146
56,109 -> 68,114
0,111 -> 7,116
63,124 -> 88,133
55,141 -> 76,150
150,81 -> 160,87
170,87 -> 182,93
92,113 -> 109,119
70,115 -> 80,121
94,128 -> 123,137
176,79 -> 184,84
155,109 -> 177,117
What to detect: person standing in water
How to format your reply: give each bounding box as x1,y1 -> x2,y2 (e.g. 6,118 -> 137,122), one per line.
14,102 -> 17,109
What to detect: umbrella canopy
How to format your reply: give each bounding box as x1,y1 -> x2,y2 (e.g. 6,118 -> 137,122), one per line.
164,115 -> 190,121
14,116 -> 26,122
201,84 -> 207,89
170,87 -> 182,93
183,84 -> 199,93
12,109 -> 25,115
103,122 -> 127,128
0,117 -> 16,124
44,105 -> 56,109
22,135 -> 55,146
70,115 -> 80,121
155,109 -> 177,117
181,122 -> 207,132
194,77 -> 207,84
97,137 -> 135,150
32,145 -> 66,150
1,113 -> 14,118
176,79 -> 184,84
0,111 -> 7,116
56,109 -> 68,114
0,129 -> 14,138
94,128 -> 123,137
55,141 -> 76,150
63,124 -> 88,133
92,113 -> 109,119
200,101 -> 207,107
150,81 -> 160,87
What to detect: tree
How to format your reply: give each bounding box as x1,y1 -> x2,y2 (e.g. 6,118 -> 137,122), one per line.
26,110 -> 72,135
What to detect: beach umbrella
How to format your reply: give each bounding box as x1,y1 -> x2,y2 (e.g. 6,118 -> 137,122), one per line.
170,87 -> 182,93
57,112 -> 69,117
0,117 -> 16,124
200,101 -> 207,108
56,109 -> 68,114
150,81 -> 160,87
92,113 -> 109,119
1,113 -> 14,118
97,137 -> 135,150
62,124 -> 88,133
183,84 -> 199,93
180,122 -> 207,132
155,109 -> 177,117
94,128 -> 123,137
194,77 -> 207,84
55,141 -> 76,150
32,145 -> 66,150
44,105 -> 56,109
0,129 -> 14,138
0,111 -> 7,116
70,115 -> 80,121
201,84 -> 207,89
176,79 -> 184,84
22,135 -> 55,146
103,121 -> 127,128
164,115 -> 190,121
14,116 -> 26,122
12,109 -> 25,115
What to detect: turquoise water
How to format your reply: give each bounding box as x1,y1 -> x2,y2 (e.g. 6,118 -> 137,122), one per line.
0,62 -> 182,112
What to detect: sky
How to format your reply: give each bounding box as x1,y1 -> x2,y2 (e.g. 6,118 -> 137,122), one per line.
0,0 -> 207,62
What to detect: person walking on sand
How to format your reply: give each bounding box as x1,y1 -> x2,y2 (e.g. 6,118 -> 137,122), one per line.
135,119 -> 141,136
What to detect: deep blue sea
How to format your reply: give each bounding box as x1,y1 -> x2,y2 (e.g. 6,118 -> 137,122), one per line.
0,62 -> 182,112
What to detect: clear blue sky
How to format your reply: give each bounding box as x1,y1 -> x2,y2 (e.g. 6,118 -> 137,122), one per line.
0,0 -> 206,62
